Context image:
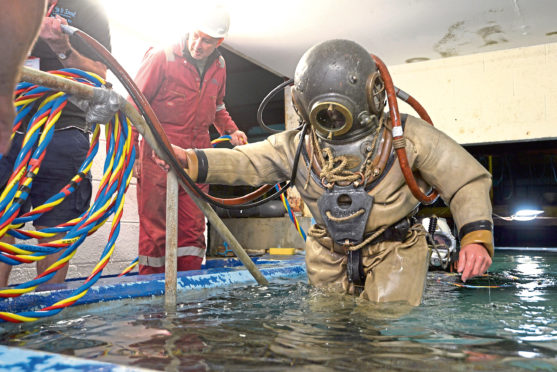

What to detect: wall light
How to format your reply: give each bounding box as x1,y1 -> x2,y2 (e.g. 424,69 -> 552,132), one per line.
511,209 -> 544,221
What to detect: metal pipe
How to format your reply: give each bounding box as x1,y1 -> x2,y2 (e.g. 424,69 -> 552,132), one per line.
21,66 -> 95,100
19,66 -> 269,286
165,170 -> 179,308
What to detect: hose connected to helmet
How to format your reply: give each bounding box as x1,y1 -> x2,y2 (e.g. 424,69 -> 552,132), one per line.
370,54 -> 439,204
276,51 -> 438,204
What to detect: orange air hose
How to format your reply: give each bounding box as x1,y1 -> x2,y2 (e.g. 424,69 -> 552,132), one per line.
371,54 -> 439,204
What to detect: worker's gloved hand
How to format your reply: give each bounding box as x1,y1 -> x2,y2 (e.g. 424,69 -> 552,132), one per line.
229,130 -> 247,146
457,243 -> 492,282
152,145 -> 198,181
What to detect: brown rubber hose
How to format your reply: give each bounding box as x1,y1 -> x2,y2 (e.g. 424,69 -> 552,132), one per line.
73,28 -> 273,206
371,54 -> 438,204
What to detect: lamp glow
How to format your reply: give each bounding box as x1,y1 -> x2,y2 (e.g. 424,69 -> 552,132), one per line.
511,209 -> 544,221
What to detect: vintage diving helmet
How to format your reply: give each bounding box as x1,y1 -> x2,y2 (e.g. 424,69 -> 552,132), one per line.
292,39 -> 386,171
292,39 -> 388,246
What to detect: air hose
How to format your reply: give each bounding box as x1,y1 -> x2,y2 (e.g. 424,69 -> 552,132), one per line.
372,54 -> 439,205
66,25 -> 299,210
257,78 -> 293,134
275,184 -> 306,241
0,69 -> 134,322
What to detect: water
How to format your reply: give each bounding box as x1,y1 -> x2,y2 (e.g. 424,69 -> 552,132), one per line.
2,251 -> 557,371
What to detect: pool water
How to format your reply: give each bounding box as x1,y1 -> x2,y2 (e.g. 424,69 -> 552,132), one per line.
2,250 -> 557,371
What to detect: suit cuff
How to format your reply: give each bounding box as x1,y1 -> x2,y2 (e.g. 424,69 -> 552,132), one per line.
459,220 -> 493,257
193,149 -> 208,183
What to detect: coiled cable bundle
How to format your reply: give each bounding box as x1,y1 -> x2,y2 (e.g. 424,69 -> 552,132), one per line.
0,68 -> 135,322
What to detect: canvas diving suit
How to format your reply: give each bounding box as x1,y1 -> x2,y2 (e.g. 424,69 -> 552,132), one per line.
186,113 -> 493,306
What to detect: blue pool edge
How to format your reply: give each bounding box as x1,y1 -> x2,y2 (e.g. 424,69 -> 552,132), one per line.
0,255 -> 307,313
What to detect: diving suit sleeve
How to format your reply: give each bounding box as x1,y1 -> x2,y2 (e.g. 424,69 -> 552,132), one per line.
404,116 -> 494,256
193,130 -> 299,186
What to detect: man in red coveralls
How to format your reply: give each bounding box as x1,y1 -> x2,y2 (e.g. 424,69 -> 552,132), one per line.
132,4 -> 247,274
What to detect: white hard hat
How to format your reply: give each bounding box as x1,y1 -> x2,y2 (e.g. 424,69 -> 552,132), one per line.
195,4 -> 230,39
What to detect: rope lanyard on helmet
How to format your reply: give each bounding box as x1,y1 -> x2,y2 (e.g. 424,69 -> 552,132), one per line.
65,25 -> 302,211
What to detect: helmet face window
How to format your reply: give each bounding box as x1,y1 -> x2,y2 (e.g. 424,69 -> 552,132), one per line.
316,106 -> 346,130
310,102 -> 353,137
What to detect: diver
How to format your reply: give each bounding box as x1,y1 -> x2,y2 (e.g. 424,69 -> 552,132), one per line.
155,39 -> 493,306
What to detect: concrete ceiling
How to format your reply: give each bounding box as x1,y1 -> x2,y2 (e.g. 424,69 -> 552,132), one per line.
222,0 -> 557,77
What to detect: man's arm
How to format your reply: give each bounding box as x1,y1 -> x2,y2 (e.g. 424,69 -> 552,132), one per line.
0,0 -> 45,154
211,63 -> 247,145
154,130 -> 298,186
39,15 -> 107,78
406,116 -> 494,280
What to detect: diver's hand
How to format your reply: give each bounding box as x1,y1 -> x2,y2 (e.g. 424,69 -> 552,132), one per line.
152,145 -> 189,172
229,130 -> 247,146
457,243 -> 492,282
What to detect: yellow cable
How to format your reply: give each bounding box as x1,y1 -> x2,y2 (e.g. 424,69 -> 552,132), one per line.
0,312 -> 38,322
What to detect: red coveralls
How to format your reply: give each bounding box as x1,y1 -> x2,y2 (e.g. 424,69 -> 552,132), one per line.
132,41 -> 238,274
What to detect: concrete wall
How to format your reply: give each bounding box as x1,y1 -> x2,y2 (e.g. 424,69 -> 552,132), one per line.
208,216 -> 311,256
8,41 -> 557,285
388,42 -> 557,145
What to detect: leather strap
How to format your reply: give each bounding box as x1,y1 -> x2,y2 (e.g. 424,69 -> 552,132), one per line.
347,249 -> 366,286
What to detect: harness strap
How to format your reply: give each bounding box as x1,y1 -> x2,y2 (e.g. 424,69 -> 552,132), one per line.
347,249 -> 366,286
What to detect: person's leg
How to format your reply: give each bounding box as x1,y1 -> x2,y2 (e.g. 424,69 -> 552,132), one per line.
137,147 -> 168,275
176,183 -> 208,271
30,129 -> 91,284
0,134 -> 26,287
304,235 -> 350,293
34,230 -> 68,284
0,262 -> 12,288
0,236 -> 15,287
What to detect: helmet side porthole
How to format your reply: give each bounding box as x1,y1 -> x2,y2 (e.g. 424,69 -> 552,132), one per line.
366,71 -> 386,116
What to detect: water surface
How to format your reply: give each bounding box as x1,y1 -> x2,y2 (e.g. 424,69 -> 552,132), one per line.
2,250 -> 557,371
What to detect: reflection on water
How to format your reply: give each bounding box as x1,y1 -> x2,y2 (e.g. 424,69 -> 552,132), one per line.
2,251 -> 557,371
